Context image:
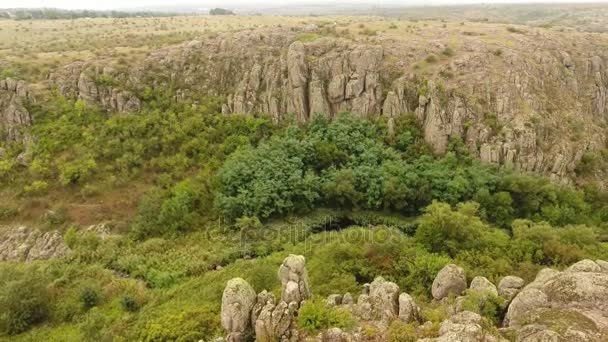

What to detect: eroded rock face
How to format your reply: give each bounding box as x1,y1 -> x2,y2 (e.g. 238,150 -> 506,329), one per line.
497,276 -> 524,303
0,78 -> 32,143
49,61 -> 140,113
398,293 -> 421,324
0,226 -> 69,261
221,278 -> 257,342
419,311 -> 507,342
368,276 -> 400,324
432,264 -> 467,300
505,260 -> 608,341
470,276 -> 498,296
278,254 -> 311,305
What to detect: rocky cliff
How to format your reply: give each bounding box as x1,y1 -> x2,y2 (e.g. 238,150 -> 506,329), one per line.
219,257 -> 608,341
37,25 -> 608,183
0,78 -> 33,144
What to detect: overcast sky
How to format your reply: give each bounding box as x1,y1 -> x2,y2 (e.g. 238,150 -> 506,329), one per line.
2,0 -> 607,10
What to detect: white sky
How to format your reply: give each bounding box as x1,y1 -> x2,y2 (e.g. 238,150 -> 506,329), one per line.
1,0 -> 607,10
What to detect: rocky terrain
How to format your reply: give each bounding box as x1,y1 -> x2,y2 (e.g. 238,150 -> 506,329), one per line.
0,78 -> 32,144
219,255 -> 608,341
3,22 -> 608,185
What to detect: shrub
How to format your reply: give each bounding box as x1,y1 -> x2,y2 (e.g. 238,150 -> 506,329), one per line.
425,54 -> 438,63
78,308 -> 110,341
441,47 -> 455,57
121,294 -> 141,312
297,299 -> 354,333
0,272 -> 50,335
80,287 -> 99,309
388,320 -> 417,342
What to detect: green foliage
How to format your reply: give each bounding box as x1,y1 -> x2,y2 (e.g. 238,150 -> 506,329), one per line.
297,298 -> 354,333
441,47 -> 455,57
388,321 -> 417,342
460,290 -> 505,325
209,8 -> 235,15
80,287 -> 99,310
425,54 -> 438,63
415,201 -> 508,257
0,269 -> 50,335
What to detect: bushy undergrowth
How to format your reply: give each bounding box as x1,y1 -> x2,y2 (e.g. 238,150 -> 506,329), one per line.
1,99 -> 608,340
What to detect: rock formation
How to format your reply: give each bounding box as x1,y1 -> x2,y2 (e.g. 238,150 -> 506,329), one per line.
49,61 -> 141,113
0,226 -> 69,261
432,264 -> 467,300
0,78 -> 32,143
221,278 -> 257,342
34,25 -> 608,184
504,259 -> 608,341
219,258 -> 608,341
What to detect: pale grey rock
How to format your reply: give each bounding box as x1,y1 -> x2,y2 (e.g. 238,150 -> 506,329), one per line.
0,78 -> 33,143
398,293 -> 421,323
326,294 -> 343,307
470,276 -> 498,296
597,260 -> 608,272
504,289 -> 549,326
254,300 -> 297,342
369,276 -> 400,324
278,254 -> 311,305
221,278 -> 257,341
0,226 -> 69,261
566,259 -> 602,273
355,294 -> 373,321
498,276 -> 525,302
432,264 -> 467,300
342,293 -> 353,305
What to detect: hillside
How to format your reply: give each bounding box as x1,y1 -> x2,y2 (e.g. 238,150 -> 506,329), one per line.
1,6 -> 608,342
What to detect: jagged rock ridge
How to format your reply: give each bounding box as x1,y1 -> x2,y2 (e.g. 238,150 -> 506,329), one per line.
40,26 -> 608,184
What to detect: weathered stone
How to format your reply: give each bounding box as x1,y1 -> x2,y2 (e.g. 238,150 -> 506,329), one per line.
342,293 -> 353,305
326,294 -> 343,307
278,254 -> 311,305
221,278 -> 257,341
398,293 -> 420,323
498,276 -> 525,302
0,226 -> 69,262
504,289 -> 549,326
432,264 -> 467,300
566,259 -> 602,273
369,276 -> 400,324
470,276 -> 498,296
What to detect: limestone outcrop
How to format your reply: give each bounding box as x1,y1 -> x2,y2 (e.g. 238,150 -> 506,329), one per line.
0,78 -> 32,143
31,25 -> 608,184
49,61 -> 141,113
504,260 -> 608,341
0,225 -> 69,262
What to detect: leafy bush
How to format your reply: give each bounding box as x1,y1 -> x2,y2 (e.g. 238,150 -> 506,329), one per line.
0,272 -> 50,335
80,287 -> 99,309
388,321 -> 418,342
297,299 -> 354,333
